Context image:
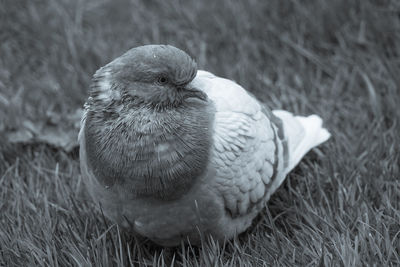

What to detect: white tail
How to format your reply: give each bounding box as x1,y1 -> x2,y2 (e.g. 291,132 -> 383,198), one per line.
272,110 -> 331,174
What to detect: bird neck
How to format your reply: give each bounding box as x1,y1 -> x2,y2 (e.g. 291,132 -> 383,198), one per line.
84,102 -> 214,200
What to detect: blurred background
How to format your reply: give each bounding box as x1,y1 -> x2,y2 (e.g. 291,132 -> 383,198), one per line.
1,0 -> 399,149
0,0 -> 399,266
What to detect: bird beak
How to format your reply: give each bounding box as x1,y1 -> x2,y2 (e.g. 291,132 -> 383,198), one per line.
182,86 -> 207,101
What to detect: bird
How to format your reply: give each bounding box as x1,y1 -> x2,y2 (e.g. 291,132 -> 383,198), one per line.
79,44 -> 330,247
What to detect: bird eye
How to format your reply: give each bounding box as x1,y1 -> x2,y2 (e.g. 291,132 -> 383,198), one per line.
157,76 -> 169,85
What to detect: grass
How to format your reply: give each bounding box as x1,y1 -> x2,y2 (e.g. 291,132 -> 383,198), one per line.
1,0 -> 399,266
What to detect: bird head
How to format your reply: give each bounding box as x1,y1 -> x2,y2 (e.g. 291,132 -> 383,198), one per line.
89,45 -> 206,111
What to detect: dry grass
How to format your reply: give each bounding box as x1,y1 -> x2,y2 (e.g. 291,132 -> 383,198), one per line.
1,0 -> 399,266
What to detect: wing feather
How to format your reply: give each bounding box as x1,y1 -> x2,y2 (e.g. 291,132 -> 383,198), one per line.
192,71 -> 287,217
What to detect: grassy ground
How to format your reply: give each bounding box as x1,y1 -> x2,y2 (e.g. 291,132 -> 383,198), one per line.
1,0 -> 399,266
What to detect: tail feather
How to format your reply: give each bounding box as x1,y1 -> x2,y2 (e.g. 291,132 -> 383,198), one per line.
273,110 -> 331,174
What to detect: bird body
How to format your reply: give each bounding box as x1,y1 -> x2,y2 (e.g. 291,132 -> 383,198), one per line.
79,45 -> 330,246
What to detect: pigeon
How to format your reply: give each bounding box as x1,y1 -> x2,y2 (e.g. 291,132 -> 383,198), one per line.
79,44 -> 330,246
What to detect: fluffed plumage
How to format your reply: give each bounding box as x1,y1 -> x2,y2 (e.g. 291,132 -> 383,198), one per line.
79,45 -> 330,246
